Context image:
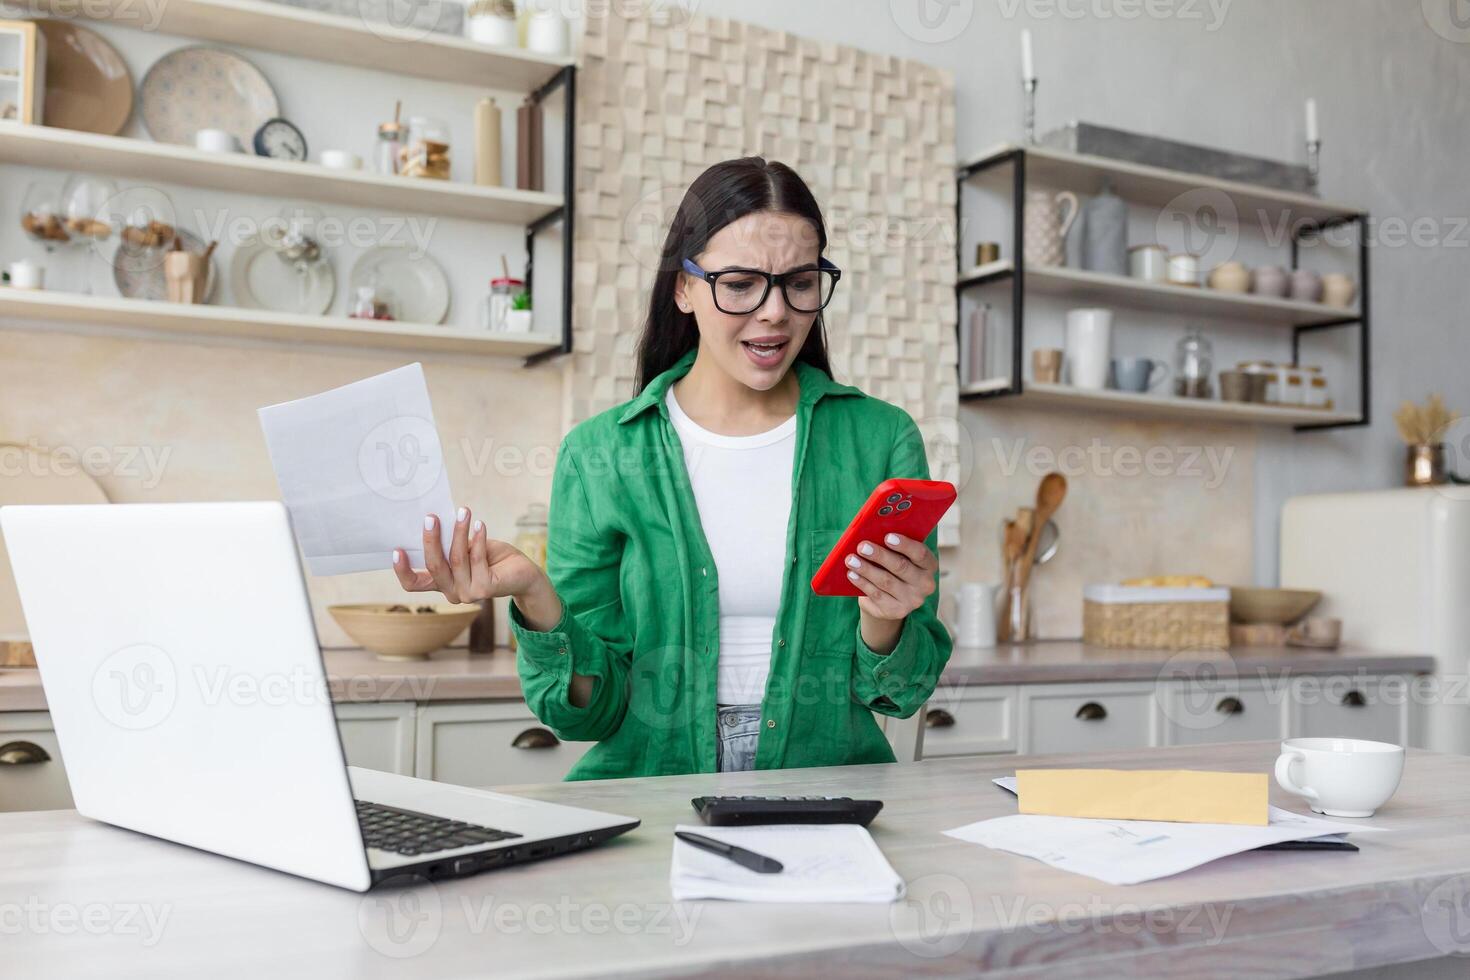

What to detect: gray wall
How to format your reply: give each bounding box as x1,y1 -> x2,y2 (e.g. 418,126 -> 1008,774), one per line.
669,0 -> 1470,585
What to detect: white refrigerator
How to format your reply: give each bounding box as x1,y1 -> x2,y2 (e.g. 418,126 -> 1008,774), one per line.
1281,487 -> 1470,754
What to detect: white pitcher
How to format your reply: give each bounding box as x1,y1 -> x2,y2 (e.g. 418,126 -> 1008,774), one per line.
1023,189 -> 1080,267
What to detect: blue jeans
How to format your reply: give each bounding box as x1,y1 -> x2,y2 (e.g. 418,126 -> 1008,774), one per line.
715,704 -> 762,773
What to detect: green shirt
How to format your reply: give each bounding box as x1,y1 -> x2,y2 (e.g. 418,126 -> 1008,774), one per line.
509,348 -> 952,780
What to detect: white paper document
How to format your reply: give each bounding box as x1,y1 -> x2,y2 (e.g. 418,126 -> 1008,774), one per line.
947,776 -> 1386,886
258,364 -> 455,575
670,824 -> 906,903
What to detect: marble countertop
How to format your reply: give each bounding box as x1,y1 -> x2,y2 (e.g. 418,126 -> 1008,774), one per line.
0,641 -> 1436,713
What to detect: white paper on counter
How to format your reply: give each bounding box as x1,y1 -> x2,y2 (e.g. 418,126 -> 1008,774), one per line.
949,778 -> 1386,885
258,364 -> 454,575
670,824 -> 905,903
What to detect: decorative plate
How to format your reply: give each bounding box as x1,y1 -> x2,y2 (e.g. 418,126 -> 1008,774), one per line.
349,245 -> 450,325
112,227 -> 218,303
35,20 -> 133,135
230,233 -> 335,316
139,46 -> 280,148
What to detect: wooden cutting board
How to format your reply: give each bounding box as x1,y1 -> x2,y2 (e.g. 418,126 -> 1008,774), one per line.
0,442 -> 110,642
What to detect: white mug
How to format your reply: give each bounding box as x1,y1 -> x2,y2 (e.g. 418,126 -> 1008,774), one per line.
7,259 -> 44,290
194,128 -> 239,153
955,582 -> 997,648
1274,737 -> 1405,818
1064,308 -> 1113,389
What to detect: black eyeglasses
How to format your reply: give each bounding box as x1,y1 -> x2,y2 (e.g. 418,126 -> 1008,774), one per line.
681,257 -> 841,315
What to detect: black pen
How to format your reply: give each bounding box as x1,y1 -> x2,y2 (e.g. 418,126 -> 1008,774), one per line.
675,830 -> 784,874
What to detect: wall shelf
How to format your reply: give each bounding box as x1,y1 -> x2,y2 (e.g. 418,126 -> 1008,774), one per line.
0,122 -> 564,225
18,0 -> 573,90
962,379 -> 1357,427
956,145 -> 1370,432
0,288 -> 561,357
957,259 -> 1361,328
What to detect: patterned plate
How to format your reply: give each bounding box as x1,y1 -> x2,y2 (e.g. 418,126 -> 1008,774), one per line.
112,227 -> 218,303
139,46 -> 280,148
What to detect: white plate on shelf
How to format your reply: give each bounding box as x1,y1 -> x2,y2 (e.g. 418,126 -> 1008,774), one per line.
348,245 -> 450,325
230,234 -> 335,316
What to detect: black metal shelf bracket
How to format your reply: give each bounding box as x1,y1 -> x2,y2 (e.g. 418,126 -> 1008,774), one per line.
522,63 -> 576,368
1290,212 -> 1371,431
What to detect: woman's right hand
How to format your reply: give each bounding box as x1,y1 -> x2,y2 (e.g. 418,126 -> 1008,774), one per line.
392,508 -> 555,622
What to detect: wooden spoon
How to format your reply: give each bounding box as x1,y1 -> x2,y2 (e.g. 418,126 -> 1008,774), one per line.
997,518 -> 1027,642
1015,472 -> 1068,602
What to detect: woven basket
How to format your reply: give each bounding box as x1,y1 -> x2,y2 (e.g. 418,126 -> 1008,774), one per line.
1083,587 -> 1229,650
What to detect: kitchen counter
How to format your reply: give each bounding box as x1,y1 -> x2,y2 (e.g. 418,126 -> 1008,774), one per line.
4,741 -> 1469,978
0,642 -> 1436,713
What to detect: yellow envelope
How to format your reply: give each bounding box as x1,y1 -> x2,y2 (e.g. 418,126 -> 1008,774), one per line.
1015,769 -> 1269,826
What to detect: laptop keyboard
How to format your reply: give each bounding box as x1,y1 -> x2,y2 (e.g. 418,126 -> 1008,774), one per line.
355,800 -> 522,857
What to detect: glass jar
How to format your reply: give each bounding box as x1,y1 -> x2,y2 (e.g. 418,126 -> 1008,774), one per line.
507,503 -> 549,653
401,116 -> 451,180
1307,374 -> 1331,409
1173,329 -> 1213,399
1282,367 -> 1306,405
375,118 -> 404,176
481,276 -> 524,332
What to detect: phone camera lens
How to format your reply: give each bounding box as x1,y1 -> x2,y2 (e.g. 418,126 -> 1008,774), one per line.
896,500 -> 912,511
885,493 -> 902,503
878,505 -> 893,516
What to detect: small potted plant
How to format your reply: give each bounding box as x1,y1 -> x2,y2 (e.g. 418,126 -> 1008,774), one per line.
1394,394 -> 1464,486
504,289 -> 533,332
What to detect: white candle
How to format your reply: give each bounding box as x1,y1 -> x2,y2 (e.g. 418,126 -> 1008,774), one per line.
1305,97 -> 1319,143
1021,29 -> 1035,82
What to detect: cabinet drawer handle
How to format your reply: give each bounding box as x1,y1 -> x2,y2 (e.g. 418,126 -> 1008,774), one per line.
1339,690 -> 1367,708
0,741 -> 51,766
1216,697 -> 1245,716
925,708 -> 955,729
511,727 -> 560,749
1075,702 -> 1107,721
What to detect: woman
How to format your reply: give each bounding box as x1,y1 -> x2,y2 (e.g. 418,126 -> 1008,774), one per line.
393,157 -> 951,780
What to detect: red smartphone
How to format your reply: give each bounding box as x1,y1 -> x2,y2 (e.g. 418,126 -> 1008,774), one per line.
811,478 -> 957,597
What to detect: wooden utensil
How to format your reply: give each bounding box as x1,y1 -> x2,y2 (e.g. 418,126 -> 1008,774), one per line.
1013,472 -> 1068,638
997,518 -> 1027,642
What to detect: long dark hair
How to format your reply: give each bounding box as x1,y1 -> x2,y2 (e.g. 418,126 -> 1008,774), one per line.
634,157 -> 833,393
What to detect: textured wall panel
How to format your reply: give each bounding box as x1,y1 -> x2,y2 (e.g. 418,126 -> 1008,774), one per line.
568,7 -> 958,500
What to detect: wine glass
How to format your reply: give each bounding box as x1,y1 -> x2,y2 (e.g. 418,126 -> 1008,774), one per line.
59,175 -> 119,295
20,180 -> 68,252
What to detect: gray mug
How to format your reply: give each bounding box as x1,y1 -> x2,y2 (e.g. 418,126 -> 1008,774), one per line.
1111,357 -> 1169,393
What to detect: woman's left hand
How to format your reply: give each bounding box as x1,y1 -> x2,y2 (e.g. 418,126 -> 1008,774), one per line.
844,533 -> 937,652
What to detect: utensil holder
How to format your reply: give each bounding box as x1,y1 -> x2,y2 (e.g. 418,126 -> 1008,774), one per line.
1002,582 -> 1032,642
164,251 -> 207,304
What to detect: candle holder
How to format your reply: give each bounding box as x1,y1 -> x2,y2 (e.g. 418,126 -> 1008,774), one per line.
1306,138 -> 1321,192
1022,78 -> 1038,145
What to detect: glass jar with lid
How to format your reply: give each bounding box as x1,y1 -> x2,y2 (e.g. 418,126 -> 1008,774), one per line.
481,276 -> 524,332
1173,329 -> 1213,399
401,116 -> 451,180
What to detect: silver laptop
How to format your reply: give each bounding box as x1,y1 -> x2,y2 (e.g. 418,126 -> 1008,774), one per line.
0,501 -> 637,892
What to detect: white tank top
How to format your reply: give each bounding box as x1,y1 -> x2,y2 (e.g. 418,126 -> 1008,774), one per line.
665,386 -> 797,705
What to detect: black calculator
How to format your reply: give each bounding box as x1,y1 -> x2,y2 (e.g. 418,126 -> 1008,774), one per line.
690,795 -> 883,827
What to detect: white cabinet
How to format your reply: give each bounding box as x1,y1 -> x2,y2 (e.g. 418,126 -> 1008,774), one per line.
1019,682 -> 1161,755
1289,675 -> 1415,745
1162,680 -> 1288,747
416,702 -> 594,788
334,702 -> 416,776
0,712 -> 72,813
921,687 -> 1018,757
